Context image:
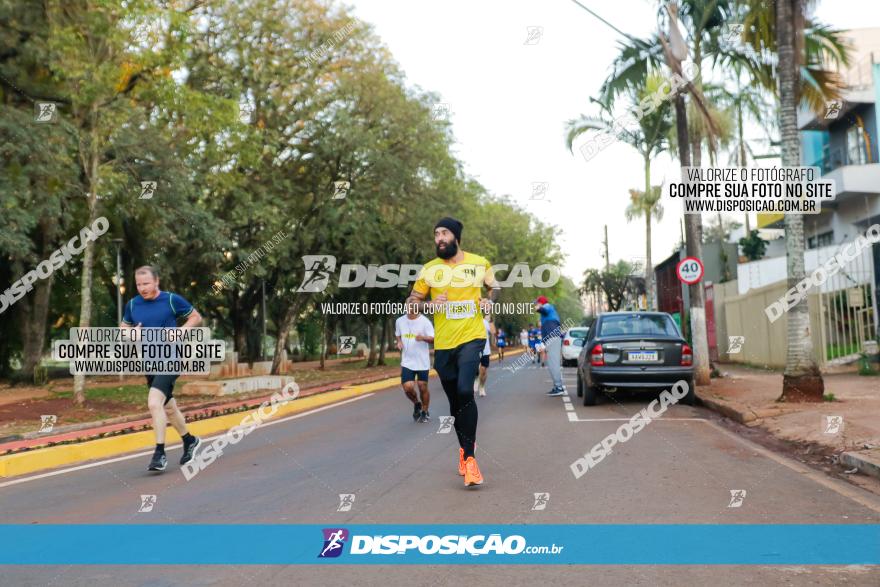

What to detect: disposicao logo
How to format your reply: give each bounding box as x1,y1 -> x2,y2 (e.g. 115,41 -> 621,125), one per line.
318,528 -> 349,558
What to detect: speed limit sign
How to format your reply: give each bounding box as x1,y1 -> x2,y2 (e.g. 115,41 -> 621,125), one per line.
676,257 -> 704,285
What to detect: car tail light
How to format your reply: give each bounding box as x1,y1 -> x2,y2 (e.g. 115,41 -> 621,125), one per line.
590,344 -> 604,366
563,339 -> 570,346
681,344 -> 693,366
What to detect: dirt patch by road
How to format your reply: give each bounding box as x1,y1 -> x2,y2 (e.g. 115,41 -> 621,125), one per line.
0,397 -> 132,435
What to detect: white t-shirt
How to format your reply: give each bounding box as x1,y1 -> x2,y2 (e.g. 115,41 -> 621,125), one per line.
520,330 -> 528,345
395,315 -> 434,372
482,318 -> 491,356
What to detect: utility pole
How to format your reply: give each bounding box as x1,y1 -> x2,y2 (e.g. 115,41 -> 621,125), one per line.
603,224 -> 610,270
661,1 -> 710,386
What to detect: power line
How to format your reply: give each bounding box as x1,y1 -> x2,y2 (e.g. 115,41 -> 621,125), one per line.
567,0 -> 639,42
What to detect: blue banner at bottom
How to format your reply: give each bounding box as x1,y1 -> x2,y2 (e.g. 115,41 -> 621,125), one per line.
1,525 -> 878,565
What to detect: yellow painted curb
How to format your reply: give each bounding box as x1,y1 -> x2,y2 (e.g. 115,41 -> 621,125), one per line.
0,380 -> 390,479
0,349 -> 529,479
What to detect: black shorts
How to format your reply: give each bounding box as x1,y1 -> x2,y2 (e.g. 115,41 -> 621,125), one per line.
146,374 -> 179,405
480,354 -> 490,368
433,338 -> 485,384
401,367 -> 429,384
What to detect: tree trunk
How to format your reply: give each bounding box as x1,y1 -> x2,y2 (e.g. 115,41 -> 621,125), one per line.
643,153 -> 655,311
234,323 -> 248,364
674,92 -> 710,385
737,86 -> 751,232
319,312 -> 327,370
19,276 -> 53,377
366,320 -> 379,367
271,297 -> 305,374
20,218 -> 56,377
386,315 -> 396,351
377,316 -> 388,366
72,111 -> 100,406
777,0 -> 824,401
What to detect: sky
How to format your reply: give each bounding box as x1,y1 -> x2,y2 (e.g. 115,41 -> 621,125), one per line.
348,0 -> 880,283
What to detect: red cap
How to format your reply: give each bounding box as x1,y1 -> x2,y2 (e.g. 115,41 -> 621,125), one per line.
536,296 -> 549,305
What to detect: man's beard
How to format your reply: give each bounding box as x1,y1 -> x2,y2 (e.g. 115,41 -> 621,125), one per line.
436,239 -> 458,259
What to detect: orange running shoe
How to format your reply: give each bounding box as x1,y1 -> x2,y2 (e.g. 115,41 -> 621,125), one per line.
458,448 -> 466,476
464,456 -> 483,486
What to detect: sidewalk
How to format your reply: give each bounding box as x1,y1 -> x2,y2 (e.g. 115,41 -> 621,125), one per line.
699,364 -> 880,479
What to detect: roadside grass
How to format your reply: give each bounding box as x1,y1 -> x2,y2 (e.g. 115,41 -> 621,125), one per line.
51,384 -> 146,406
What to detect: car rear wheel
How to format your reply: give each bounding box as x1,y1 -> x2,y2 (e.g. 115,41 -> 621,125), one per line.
583,381 -> 598,406
681,377 -> 696,406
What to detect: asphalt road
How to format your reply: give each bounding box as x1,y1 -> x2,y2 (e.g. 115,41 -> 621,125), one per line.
2,356 -> 879,586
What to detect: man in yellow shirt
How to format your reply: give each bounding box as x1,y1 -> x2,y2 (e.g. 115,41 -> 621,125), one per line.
407,217 -> 501,487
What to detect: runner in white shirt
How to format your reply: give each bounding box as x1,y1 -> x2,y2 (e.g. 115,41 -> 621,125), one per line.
395,310 -> 435,423
476,317 -> 495,397
519,328 -> 528,348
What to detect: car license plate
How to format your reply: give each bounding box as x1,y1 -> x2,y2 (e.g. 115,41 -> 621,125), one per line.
627,350 -> 658,362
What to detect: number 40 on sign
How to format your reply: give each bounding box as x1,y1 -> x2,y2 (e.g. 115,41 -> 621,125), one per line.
676,257 -> 704,285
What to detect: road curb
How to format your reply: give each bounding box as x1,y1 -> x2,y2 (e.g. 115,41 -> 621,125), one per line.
697,394 -> 758,424
0,377 -> 398,479
841,450 -> 880,480
1,369 -> 403,449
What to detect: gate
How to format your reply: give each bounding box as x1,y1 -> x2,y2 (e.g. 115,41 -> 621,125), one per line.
817,240 -> 878,366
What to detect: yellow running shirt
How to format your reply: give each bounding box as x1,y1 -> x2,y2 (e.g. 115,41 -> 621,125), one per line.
412,252 -> 493,350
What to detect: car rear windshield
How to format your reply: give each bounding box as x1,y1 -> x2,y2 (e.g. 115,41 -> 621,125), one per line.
568,329 -> 589,339
598,315 -> 678,337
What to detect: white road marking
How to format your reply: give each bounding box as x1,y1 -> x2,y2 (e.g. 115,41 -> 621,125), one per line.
0,393 -> 375,489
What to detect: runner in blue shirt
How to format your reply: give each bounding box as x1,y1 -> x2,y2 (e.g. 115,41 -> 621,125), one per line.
495,327 -> 507,361
528,324 -> 541,363
121,265 -> 203,473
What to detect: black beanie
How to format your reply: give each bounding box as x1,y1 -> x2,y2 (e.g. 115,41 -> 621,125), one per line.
434,217 -> 463,243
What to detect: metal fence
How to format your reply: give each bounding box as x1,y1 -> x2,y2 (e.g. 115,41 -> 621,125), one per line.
816,241 -> 878,366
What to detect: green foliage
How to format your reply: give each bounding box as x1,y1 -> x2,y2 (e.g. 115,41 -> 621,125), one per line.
582,261 -> 641,312
738,229 -> 768,261
296,316 -> 322,358
0,0 -> 578,379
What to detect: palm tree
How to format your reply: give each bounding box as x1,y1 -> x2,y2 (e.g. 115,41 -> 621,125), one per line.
776,0 -> 822,401
625,186 -> 664,310
715,76 -> 776,231
595,0 -> 848,387
738,0 -> 850,401
589,1 -> 726,385
566,75 -> 673,311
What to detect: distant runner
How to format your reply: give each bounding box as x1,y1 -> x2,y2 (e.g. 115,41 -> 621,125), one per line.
476,316 -> 495,397
528,324 -> 541,363
395,309 -> 434,423
495,327 -> 506,361
407,217 -> 500,487
519,328 -> 528,348
120,265 -> 202,473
